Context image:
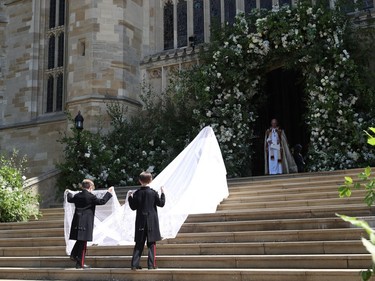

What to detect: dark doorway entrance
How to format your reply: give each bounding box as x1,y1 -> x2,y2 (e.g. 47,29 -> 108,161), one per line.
252,68 -> 309,176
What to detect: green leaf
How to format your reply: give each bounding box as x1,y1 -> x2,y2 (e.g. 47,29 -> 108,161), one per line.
361,269 -> 373,281
354,183 -> 361,189
368,127 -> 375,134
368,137 -> 375,146
344,176 -> 353,184
362,238 -> 375,264
337,214 -> 375,236
365,167 -> 372,177
338,185 -> 352,198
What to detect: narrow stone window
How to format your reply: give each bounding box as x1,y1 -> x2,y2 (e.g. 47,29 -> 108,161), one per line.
45,0 -> 66,113
210,0 -> 221,27
164,0 -> 174,50
193,0 -> 204,44
177,0 -> 188,48
78,39 -> 86,56
46,76 -> 54,113
224,0 -> 236,25
279,0 -> 292,7
48,35 -> 55,69
244,0 -> 257,13
260,0 -> 273,10
49,0 -> 56,29
57,33 -> 64,67
56,74 -> 63,112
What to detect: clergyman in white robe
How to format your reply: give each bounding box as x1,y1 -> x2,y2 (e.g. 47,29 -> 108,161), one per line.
264,119 -> 298,175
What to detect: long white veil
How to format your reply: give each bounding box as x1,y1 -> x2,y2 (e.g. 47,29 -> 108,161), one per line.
64,126 -> 228,255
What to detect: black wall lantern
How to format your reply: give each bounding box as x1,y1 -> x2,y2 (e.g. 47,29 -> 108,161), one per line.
74,111 -> 84,131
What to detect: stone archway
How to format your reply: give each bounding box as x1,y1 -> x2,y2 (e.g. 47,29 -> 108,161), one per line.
252,67 -> 309,176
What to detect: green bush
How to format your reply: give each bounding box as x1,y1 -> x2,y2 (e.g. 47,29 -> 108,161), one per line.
0,151 -> 40,222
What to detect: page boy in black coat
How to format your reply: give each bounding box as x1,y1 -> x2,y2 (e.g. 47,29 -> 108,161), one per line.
66,179 -> 113,269
128,171 -> 166,270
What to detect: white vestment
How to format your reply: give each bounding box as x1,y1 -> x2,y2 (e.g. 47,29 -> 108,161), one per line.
264,128 -> 298,175
64,126 -> 229,255
267,129 -> 282,174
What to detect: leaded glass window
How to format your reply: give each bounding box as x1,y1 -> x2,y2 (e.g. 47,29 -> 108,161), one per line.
224,0 -> 236,25
244,0 -> 257,13
193,0 -> 204,44
260,0 -> 273,10
49,0 -> 56,28
164,0 -> 174,50
210,0 -> 221,26
177,0 -> 188,48
46,76 -> 54,113
48,35 -> 55,69
279,0 -> 292,6
46,0 -> 66,113
58,0 -> 65,26
57,33 -> 64,67
56,74 -> 63,111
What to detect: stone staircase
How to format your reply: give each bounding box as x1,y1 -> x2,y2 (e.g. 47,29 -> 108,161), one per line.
0,169 -> 373,281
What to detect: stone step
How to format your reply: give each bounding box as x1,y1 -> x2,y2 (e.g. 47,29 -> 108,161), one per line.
222,190 -> 366,203
0,227 -> 364,246
0,228 -> 63,238
0,267 -> 363,281
217,197 -> 364,210
0,220 -> 64,231
186,204 -> 375,223
0,254 -> 370,269
0,240 -> 367,256
180,217 -> 363,233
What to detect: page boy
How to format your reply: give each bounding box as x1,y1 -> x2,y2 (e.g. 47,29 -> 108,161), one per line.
66,179 -> 113,269
128,171 -> 166,270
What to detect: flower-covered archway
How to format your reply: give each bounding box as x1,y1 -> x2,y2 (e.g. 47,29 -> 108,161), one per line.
178,1 -> 374,176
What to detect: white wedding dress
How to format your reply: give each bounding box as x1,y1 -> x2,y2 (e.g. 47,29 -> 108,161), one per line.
64,126 -> 229,255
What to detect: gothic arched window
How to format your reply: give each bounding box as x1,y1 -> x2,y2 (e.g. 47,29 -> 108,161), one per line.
244,0 -> 257,13
56,74 -> 63,112
57,33 -> 64,67
224,0 -> 236,25
164,0 -> 174,50
49,0 -> 56,29
177,0 -> 188,48
260,0 -> 273,10
46,76 -> 54,113
210,0 -> 221,26
46,0 -> 66,113
193,0 -> 204,44
58,0 -> 65,26
48,35 -> 55,69
279,0 -> 292,7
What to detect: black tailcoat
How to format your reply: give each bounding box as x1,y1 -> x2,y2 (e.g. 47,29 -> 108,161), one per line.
68,189 -> 112,241
128,186 -> 165,243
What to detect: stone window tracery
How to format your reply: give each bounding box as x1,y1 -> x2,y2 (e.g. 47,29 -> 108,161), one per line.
45,0 -> 65,113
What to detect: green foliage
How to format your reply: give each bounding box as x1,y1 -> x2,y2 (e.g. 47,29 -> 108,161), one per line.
0,150 -> 39,222
338,129 -> 375,206
56,89 -> 192,192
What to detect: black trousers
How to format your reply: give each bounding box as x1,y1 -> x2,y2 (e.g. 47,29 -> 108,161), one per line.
131,229 -> 157,268
71,240 -> 87,267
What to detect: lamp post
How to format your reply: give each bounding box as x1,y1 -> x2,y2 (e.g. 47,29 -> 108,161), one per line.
74,111 -> 84,147
74,111 -> 84,131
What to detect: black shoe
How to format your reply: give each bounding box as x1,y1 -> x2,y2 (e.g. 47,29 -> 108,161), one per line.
76,262 -> 91,269
131,266 -> 142,271
148,266 -> 158,270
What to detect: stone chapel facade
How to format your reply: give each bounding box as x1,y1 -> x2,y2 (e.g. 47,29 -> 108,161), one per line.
0,0 -> 373,178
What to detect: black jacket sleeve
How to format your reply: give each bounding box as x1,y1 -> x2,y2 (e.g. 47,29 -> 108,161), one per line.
128,193 -> 138,210
156,192 -> 165,207
67,192 -> 75,203
93,192 -> 112,205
